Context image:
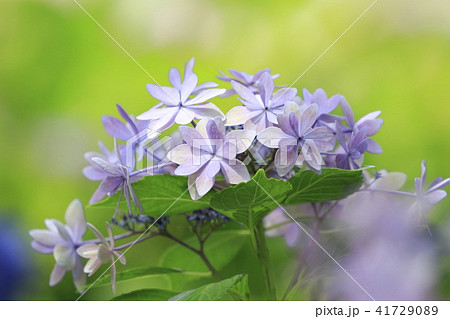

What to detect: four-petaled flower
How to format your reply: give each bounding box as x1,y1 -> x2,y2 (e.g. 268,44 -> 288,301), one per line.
29,199 -> 87,292
137,58 -> 226,132
226,72 -> 297,133
83,140 -> 145,213
258,104 -> 334,176
77,222 -> 126,294
217,68 -> 279,97
167,117 -> 256,199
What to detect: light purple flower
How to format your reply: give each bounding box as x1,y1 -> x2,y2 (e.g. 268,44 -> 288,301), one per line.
409,160 -> 450,220
301,88 -> 342,123
137,58 -> 226,132
217,68 -> 280,97
29,199 -> 87,292
225,72 -> 297,133
257,104 -> 334,176
77,222 -> 125,294
167,117 -> 256,199
341,97 -> 383,136
102,104 -> 150,161
83,141 -> 145,213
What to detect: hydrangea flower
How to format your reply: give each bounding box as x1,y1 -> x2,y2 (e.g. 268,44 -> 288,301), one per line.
29,199 -> 87,292
335,126 -> 367,170
300,88 -> 343,123
225,72 -> 297,133
341,97 -> 383,136
217,68 -> 279,97
409,161 -> 450,220
102,104 -> 150,161
83,140 -> 145,213
257,104 -> 334,176
77,223 -> 125,294
167,117 -> 256,199
137,58 -> 226,132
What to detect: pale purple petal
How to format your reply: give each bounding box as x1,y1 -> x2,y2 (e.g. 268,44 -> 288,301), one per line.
91,157 -> 122,176
257,127 -> 292,148
341,97 -> 354,128
366,139 -> 383,154
174,160 -> 207,176
195,166 -> 216,196
424,190 -> 447,205
167,144 -> 193,164
83,166 -> 107,181
206,118 -> 225,140
72,257 -> 86,293
99,176 -> 123,194
179,126 -> 205,147
258,73 -> 275,106
147,107 -> 179,132
270,88 -> 297,108
185,88 -> 226,105
192,81 -> 219,94
175,108 -> 194,125
225,106 -> 253,126
65,199 -> 86,242
184,57 -> 195,80
220,159 -> 251,184
275,144 -> 297,176
31,241 -> 54,254
53,245 -> 76,270
137,105 -> 169,120
231,80 -> 262,106
180,74 -> 198,103
304,126 -> 333,140
101,116 -> 131,140
146,84 -> 180,105
49,264 -> 66,287
77,244 -> 99,258
277,113 -> 297,137
299,104 -> 318,134
169,67 -> 182,89
427,178 -> 450,193
185,103 -> 225,120
87,223 -> 107,243
89,189 -> 107,205
224,129 -> 256,154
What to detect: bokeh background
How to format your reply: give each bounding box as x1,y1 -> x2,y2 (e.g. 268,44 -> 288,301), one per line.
0,0 -> 449,300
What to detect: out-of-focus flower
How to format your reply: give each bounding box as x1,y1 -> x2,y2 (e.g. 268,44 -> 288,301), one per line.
409,161 -> 450,221
264,207 -> 301,247
217,68 -> 279,97
83,140 -> 145,213
167,117 -> 255,199
29,199 -> 87,292
225,72 -> 297,133
257,104 -> 334,175
137,58 -> 225,132
328,193 -> 436,300
300,88 -> 342,123
77,223 -> 126,294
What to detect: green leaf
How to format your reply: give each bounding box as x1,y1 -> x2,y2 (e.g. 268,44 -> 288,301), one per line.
95,267 -> 187,286
90,174 -> 214,217
169,274 -> 247,301
210,170 -> 292,228
111,289 -> 178,301
285,168 -> 363,204
159,230 -> 249,272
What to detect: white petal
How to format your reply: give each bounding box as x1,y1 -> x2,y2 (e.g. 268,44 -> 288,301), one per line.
77,244 -> 100,258
53,245 -> 76,271
49,264 -> 66,287
257,127 -> 291,148
220,160 -> 251,184
65,199 -> 86,242
225,106 -> 253,126
167,144 -> 193,164
184,88 -> 226,105
224,129 -> 256,153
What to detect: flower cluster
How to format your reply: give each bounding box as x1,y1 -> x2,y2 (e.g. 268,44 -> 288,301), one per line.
29,58 -> 449,298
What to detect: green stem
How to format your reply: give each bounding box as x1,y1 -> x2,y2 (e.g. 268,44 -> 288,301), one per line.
250,219 -> 277,300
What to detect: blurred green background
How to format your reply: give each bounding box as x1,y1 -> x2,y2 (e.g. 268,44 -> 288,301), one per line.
0,0 -> 449,300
